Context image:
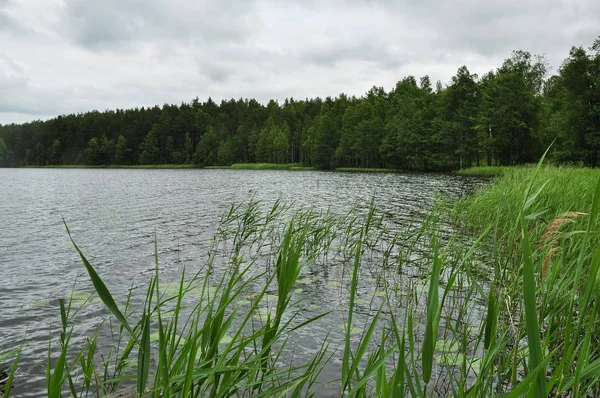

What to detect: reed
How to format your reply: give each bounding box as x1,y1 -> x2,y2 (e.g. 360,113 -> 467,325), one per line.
333,167 -> 397,173
229,163 -> 309,170
32,162 -> 600,397
455,166 -> 511,176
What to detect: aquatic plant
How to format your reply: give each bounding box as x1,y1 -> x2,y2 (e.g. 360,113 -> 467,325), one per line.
35,161 -> 600,397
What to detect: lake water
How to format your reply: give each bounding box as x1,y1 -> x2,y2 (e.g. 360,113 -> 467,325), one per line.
0,168 -> 486,397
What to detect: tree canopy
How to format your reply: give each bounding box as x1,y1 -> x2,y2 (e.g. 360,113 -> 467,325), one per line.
1,38 -> 599,169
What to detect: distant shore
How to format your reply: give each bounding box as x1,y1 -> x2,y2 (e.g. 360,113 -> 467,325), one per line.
18,163 -> 520,175
20,163 -> 403,173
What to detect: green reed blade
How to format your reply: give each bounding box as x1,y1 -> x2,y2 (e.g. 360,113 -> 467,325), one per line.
63,220 -> 135,342
519,210 -> 546,397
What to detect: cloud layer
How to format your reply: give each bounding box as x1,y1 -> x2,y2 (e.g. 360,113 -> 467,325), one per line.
1,0 -> 598,123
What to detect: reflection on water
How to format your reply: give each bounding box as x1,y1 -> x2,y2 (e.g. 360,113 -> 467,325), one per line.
0,168 -> 486,397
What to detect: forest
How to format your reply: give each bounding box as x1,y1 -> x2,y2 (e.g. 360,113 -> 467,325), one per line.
0,37 -> 599,170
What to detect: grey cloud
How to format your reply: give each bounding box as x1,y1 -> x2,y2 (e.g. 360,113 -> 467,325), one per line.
0,54 -> 28,90
0,89 -> 58,118
0,13 -> 15,31
194,43 -> 286,85
62,0 -> 260,50
0,0 -> 22,33
0,101 -> 46,117
376,0 -> 600,61
302,40 -> 407,69
201,63 -> 233,83
1,0 -> 600,124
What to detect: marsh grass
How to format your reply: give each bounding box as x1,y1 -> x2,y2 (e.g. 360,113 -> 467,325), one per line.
35,162 -> 600,397
455,166 -> 512,176
0,347 -> 20,397
229,163 -> 310,170
333,167 -> 398,173
456,166 -> 600,238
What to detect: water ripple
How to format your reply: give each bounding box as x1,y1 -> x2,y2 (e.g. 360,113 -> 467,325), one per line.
0,168 -> 486,397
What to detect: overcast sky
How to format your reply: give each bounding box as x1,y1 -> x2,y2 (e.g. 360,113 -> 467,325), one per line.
0,0 -> 598,124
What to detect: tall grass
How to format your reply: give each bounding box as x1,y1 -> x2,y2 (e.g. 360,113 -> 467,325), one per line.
455,164 -> 600,396
456,166 -> 600,237
31,163 -> 600,397
333,167 -> 397,173
229,163 -> 311,170
455,166 -> 512,176
0,347 -> 20,397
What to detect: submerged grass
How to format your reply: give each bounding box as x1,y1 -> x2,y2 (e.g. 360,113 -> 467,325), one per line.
15,161 -> 600,397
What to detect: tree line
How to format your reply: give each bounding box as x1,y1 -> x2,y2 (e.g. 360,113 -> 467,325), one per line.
1,37 -> 599,170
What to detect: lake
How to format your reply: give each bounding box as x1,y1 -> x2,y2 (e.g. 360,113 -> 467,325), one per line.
0,168 -> 486,397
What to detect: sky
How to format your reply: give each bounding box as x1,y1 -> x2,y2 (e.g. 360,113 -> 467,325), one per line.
0,0 -> 598,124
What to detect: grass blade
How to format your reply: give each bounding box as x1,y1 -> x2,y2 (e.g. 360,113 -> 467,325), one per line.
63,220 -> 135,341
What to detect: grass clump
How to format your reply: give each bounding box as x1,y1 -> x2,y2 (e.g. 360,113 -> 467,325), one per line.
455,160 -> 600,397
455,166 -> 509,176
57,203 -> 343,397
334,167 -> 397,173
229,163 -> 310,170
1,348 -> 20,397
109,164 -> 199,169
456,165 -> 600,236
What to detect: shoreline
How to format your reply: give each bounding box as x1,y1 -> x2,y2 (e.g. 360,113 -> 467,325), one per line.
15,163 -> 507,174
18,164 -> 404,173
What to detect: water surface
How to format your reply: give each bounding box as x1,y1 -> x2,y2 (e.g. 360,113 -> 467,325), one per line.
0,168 -> 485,397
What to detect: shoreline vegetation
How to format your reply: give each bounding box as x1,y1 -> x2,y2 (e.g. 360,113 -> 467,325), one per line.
19,163 -> 596,179
4,160 -> 600,397
455,166 -> 508,176
20,162 -> 404,173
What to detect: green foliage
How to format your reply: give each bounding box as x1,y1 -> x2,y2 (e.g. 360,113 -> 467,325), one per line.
170,151 -> 185,164
334,167 -> 396,173
85,138 -> 101,165
381,76 -> 444,170
55,202 -> 343,397
217,137 -> 237,165
456,165 -> 600,234
229,163 -> 306,170
46,139 -> 61,165
477,51 -> 547,166
184,132 -> 193,163
139,125 -> 161,165
1,347 -> 20,397
100,136 -> 115,164
256,117 -> 289,163
442,66 -> 479,168
335,101 -> 384,168
74,152 -> 86,165
307,113 -> 337,169
165,136 -> 175,163
542,42 -> 600,166
26,142 -> 46,166
0,137 -> 8,166
456,165 -> 509,176
114,135 -> 129,164
193,125 -> 218,165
